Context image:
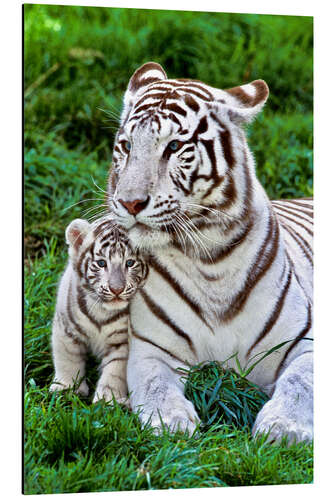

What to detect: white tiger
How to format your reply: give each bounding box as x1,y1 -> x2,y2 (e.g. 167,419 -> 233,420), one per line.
107,62 -> 313,443
50,216 -> 148,404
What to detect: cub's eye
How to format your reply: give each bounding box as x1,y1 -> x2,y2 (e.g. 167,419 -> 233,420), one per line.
168,140 -> 180,151
97,259 -> 106,268
126,259 -> 135,268
124,141 -> 131,152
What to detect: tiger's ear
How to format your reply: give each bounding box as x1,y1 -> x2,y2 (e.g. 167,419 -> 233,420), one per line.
65,219 -> 91,252
223,80 -> 269,124
121,62 -> 167,123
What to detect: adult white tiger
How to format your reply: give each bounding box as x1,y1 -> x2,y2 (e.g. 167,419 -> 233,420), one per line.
107,62 -> 313,444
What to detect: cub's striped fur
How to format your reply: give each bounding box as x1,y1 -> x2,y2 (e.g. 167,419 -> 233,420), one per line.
107,62 -> 313,443
50,216 -> 148,404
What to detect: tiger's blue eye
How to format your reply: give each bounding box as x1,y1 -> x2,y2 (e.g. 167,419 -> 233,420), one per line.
126,259 -> 135,268
168,140 -> 179,151
97,259 -> 106,268
124,141 -> 131,152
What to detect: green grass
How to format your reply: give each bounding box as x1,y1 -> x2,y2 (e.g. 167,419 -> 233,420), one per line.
24,4 -> 313,494
24,131 -> 110,258
24,386 -> 313,493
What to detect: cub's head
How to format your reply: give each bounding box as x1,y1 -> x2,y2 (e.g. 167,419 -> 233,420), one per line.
108,62 -> 269,252
66,217 -> 148,309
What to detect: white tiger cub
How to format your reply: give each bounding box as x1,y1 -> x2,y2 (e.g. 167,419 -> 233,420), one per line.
108,62 -> 313,444
50,216 -> 148,405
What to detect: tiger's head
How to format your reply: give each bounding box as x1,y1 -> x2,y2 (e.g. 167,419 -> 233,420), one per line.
108,62 -> 269,252
66,217 -> 148,310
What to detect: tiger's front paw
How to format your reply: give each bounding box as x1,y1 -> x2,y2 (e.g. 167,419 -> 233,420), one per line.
253,401 -> 313,445
93,385 -> 130,408
140,395 -> 200,435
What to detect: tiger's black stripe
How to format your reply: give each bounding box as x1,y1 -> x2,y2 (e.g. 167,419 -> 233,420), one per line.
167,112 -> 182,128
149,256 -> 212,331
161,102 -> 187,117
282,199 -> 313,211
64,326 -> 87,348
221,211 -> 280,322
106,328 -> 129,338
140,289 -> 197,356
130,322 -> 188,365
77,286 -> 100,329
104,341 -> 129,358
219,129 -> 235,169
66,283 -> 89,339
285,250 -> 311,301
189,116 -> 208,143
145,355 -> 184,375
77,243 -> 94,279
247,264 -> 293,357
199,216 -> 254,265
281,222 -> 313,266
174,79 -> 215,98
200,138 -> 221,199
274,304 -> 312,380
273,204 -> 313,228
153,80 -> 213,101
184,93 -> 200,112
101,357 -> 128,370
99,307 -> 129,327
272,201 -> 313,220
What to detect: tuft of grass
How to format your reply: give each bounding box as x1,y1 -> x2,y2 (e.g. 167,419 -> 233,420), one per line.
182,361 -> 269,430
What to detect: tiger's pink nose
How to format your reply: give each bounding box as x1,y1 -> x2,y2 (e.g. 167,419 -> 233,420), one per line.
110,287 -> 124,296
118,197 -> 149,215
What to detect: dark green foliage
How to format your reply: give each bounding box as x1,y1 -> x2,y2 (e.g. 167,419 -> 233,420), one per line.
250,113 -> 313,199
24,4 -> 313,161
24,381 -> 313,494
24,131 -> 109,257
182,362 -> 269,429
24,4 -> 313,493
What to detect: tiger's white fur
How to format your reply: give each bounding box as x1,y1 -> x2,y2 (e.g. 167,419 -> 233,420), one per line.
50,216 -> 148,405
107,62 -> 313,443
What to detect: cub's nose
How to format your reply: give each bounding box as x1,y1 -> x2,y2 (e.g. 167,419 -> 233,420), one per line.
118,197 -> 149,215
110,287 -> 124,296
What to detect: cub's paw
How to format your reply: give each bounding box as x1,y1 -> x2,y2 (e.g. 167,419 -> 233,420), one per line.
253,403 -> 313,445
49,379 -> 89,396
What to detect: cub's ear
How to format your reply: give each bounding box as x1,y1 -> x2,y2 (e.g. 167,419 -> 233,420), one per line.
65,219 -> 91,251
121,62 -> 167,123
223,79 -> 269,124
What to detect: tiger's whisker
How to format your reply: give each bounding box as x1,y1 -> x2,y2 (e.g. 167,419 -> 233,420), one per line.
62,198 -> 105,213
180,201 -> 238,222
170,219 -> 187,256
179,210 -> 225,247
87,210 -> 110,223
175,212 -> 213,262
81,204 -> 109,218
174,214 -> 205,260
